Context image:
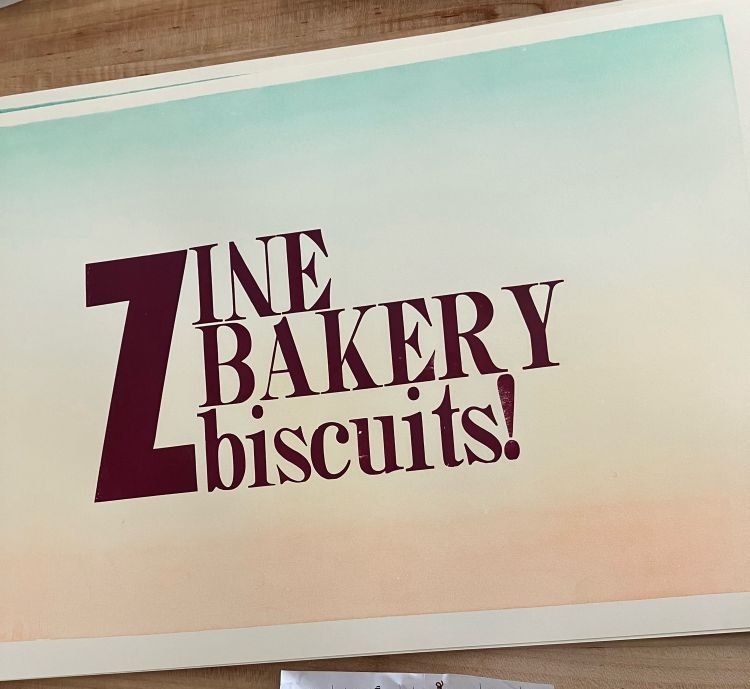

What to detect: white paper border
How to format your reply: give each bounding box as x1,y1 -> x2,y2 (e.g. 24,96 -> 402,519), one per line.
1,593 -> 749,680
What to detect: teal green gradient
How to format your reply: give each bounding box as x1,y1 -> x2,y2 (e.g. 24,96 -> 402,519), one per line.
0,16 -> 738,177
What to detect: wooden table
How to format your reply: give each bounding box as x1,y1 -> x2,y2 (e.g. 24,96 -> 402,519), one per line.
1,1 -> 748,687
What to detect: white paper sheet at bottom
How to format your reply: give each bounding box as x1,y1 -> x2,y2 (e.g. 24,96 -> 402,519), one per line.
280,671 -> 552,689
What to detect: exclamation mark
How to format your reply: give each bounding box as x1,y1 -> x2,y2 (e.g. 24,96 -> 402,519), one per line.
497,374 -> 520,460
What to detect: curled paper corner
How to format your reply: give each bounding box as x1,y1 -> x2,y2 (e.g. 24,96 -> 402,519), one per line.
279,671 -> 553,689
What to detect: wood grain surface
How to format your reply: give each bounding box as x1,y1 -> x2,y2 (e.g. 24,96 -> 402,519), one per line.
1,0 -> 749,687
4,634 -> 750,689
0,0 -> 613,96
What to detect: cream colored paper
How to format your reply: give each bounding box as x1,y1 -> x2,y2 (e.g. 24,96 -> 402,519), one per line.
1,0 -> 750,681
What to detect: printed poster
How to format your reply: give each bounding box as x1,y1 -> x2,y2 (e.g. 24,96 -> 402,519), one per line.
1,0 -> 750,680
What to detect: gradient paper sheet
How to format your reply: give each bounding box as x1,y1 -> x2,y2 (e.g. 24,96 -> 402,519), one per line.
1,2 -> 750,680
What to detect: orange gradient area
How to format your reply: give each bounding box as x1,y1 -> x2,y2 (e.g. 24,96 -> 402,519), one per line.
2,494 -> 748,642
